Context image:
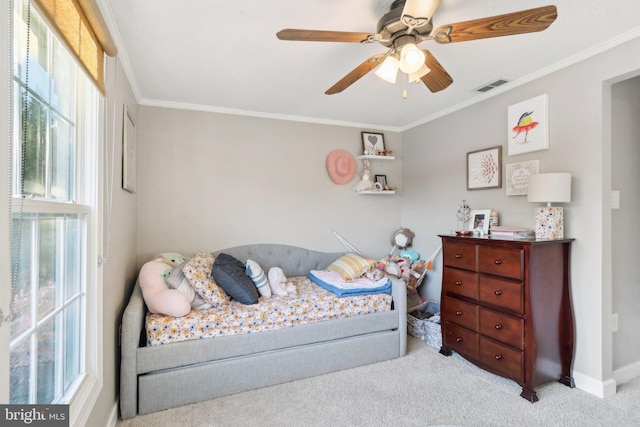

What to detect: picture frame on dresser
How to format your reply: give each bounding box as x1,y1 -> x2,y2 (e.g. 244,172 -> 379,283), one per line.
468,209 -> 491,233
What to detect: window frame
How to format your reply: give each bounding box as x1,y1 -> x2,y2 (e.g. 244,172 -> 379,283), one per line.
9,0 -> 104,423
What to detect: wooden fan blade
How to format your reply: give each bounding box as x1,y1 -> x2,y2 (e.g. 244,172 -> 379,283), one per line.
277,29 -> 377,43
420,50 -> 453,93
432,5 -> 557,44
325,54 -> 386,95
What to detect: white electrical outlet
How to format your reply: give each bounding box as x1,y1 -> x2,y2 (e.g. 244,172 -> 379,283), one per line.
612,313 -> 619,332
611,190 -> 620,209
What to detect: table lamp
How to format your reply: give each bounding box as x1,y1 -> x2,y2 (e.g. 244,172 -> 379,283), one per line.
527,173 -> 571,239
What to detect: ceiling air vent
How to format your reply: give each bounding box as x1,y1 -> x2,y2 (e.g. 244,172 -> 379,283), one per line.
475,79 -> 510,93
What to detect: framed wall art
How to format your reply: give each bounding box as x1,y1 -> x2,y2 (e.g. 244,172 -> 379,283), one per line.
505,160 -> 540,196
507,94 -> 549,156
361,131 -> 385,155
122,105 -> 137,193
467,146 -> 502,190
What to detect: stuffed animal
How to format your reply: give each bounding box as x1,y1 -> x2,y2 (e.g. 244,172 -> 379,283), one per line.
152,252 -> 187,267
139,254 -> 191,317
268,267 -> 296,297
353,160 -> 374,192
406,259 -> 426,294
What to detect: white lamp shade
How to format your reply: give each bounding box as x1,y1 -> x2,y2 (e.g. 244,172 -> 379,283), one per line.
375,56 -> 400,83
402,0 -> 441,21
399,43 -> 425,74
408,64 -> 430,82
527,173 -> 572,204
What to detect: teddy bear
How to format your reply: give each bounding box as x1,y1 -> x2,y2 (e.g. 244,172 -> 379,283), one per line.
138,252 -> 191,317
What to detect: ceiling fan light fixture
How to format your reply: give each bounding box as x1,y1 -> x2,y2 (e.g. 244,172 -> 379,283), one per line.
399,43 -> 425,74
409,64 -> 430,82
401,0 -> 441,26
375,55 -> 400,83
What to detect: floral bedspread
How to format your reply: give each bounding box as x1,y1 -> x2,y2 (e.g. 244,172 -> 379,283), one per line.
145,275 -> 392,346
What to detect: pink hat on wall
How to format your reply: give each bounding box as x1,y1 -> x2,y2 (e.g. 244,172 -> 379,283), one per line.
326,149 -> 356,185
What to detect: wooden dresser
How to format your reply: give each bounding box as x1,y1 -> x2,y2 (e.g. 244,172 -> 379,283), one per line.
438,234 -> 575,402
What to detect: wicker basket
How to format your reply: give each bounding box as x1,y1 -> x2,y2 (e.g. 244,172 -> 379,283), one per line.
407,300 -> 441,349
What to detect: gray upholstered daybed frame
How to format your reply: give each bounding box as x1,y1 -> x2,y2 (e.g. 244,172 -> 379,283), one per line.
120,244 -> 407,419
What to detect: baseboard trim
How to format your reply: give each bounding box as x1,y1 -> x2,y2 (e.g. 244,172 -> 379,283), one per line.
573,371 -> 617,398
613,360 -> 640,385
106,403 -> 119,427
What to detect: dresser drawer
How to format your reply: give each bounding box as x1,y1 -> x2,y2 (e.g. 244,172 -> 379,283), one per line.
478,275 -> 524,314
443,296 -> 478,331
479,336 -> 523,382
443,242 -> 476,271
443,322 -> 478,360
443,268 -> 478,300
478,246 -> 523,280
479,308 -> 524,350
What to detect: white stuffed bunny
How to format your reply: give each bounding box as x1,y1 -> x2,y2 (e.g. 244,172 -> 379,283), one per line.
353,160 -> 374,192
268,267 -> 296,297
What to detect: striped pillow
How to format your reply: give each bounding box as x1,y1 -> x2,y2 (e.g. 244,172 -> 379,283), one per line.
326,253 -> 375,281
245,259 -> 272,298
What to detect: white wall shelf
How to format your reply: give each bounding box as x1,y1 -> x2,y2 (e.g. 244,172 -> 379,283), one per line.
357,155 -> 395,161
357,190 -> 396,195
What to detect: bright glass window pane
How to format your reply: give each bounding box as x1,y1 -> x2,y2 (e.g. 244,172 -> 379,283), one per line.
10,213 -> 86,404
14,0 -> 50,102
9,339 -> 31,404
64,299 -> 81,389
51,37 -> 74,118
11,214 -> 34,339
50,113 -> 74,201
37,322 -> 56,403
19,89 -> 48,197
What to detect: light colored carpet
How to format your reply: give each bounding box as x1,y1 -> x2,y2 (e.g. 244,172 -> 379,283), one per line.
116,336 -> 639,427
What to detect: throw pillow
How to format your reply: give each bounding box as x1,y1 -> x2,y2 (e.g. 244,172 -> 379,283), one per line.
245,259 -> 271,298
182,252 -> 230,308
211,253 -> 260,305
326,253 -> 375,281
167,261 -> 213,310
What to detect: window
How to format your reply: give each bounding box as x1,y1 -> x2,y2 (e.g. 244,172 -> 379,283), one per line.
10,0 -> 101,408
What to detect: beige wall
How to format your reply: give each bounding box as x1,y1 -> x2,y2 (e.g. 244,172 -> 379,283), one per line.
85,56 -> 139,427
136,107 -> 403,262
401,36 -> 640,396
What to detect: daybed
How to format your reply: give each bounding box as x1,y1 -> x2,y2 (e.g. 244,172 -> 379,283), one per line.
120,244 -> 407,418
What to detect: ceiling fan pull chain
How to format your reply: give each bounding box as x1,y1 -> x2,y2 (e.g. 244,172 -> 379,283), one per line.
403,74 -> 408,99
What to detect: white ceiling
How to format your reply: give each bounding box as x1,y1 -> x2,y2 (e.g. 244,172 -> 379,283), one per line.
103,0 -> 640,131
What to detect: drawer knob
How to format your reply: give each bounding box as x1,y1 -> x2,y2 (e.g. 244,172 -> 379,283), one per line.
494,290 -> 502,296
495,354 -> 503,360
494,259 -> 502,265
456,337 -> 463,343
455,281 -> 462,286
455,254 -> 462,259
495,324 -> 503,330
455,311 -> 462,316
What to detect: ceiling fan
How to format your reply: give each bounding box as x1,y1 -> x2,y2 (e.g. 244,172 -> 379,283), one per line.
276,0 -> 557,95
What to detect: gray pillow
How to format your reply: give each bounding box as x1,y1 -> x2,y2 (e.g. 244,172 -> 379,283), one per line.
211,253 -> 259,305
